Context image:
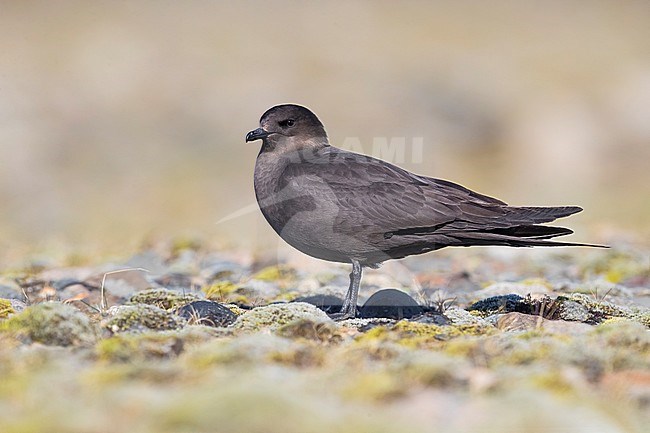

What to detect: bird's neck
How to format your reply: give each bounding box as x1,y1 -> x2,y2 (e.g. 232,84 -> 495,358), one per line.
254,141 -> 326,205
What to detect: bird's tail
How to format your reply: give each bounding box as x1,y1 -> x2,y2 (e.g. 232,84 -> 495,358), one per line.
449,224 -> 608,248
505,205 -> 583,225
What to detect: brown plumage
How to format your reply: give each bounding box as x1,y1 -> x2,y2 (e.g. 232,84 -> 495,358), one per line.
245,104 -> 605,319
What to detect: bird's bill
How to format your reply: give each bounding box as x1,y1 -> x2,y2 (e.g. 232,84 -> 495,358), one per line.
245,128 -> 270,142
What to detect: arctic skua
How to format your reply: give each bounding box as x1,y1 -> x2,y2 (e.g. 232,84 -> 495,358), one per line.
245,104 -> 604,319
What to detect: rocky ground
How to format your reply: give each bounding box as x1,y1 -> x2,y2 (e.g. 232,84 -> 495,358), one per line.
1,241 -> 649,433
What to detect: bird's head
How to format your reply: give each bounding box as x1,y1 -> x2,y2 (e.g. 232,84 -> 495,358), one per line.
245,104 -> 329,152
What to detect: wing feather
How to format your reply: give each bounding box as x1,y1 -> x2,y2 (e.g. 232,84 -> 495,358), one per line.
279,147 -> 581,245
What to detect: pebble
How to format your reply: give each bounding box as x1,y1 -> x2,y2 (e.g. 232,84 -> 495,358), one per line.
359,288 -> 424,319
175,300 -> 237,327
496,312 -> 593,334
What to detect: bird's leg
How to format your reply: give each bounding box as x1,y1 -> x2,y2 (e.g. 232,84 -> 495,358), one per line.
330,260 -> 362,321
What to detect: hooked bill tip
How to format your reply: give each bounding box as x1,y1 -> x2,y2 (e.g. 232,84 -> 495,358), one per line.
245,128 -> 269,142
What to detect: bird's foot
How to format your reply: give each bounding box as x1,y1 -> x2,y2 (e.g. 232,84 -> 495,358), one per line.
328,307 -> 357,321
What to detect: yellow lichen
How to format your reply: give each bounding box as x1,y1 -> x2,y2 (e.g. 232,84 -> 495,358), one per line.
0,299 -> 15,319
528,371 -> 577,396
356,320 -> 494,349
203,281 -> 248,304
170,237 -> 203,255
343,371 -> 404,401
252,265 -> 297,282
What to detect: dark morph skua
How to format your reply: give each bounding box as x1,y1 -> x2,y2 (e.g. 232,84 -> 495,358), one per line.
245,104 -> 604,319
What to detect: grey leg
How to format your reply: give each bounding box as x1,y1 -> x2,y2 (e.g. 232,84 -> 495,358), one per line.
330,260 -> 362,320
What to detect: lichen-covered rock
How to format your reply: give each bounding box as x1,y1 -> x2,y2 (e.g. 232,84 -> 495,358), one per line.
8,299 -> 28,314
0,279 -> 23,300
104,304 -> 186,333
567,293 -> 650,326
628,308 -> 650,327
127,288 -> 200,310
411,313 -> 451,326
232,302 -> 333,332
557,299 -> 590,322
0,302 -> 96,346
444,307 -> 493,327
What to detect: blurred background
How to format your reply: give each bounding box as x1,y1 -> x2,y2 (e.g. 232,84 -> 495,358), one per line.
1,0 -> 649,265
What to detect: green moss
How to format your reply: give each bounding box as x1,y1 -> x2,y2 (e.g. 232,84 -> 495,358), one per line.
96,327 -> 221,362
341,349 -> 466,401
356,320 -> 494,349
591,321 -> 650,354
528,370 -> 576,395
343,371 -> 404,401
84,362 -> 182,386
444,333 -> 575,369
128,288 -> 199,310
276,318 -> 341,343
104,304 -> 186,333
232,303 -> 333,332
336,339 -> 404,367
442,337 -> 486,358
181,338 -> 238,367
491,337 -> 556,366
443,333 -> 569,368
0,302 -> 96,346
392,351 -> 464,388
0,298 -> 14,319
95,332 -> 181,362
182,333 -> 322,368
267,343 -> 326,367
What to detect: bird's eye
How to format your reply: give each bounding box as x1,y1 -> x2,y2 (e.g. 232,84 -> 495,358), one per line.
278,119 -> 295,128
